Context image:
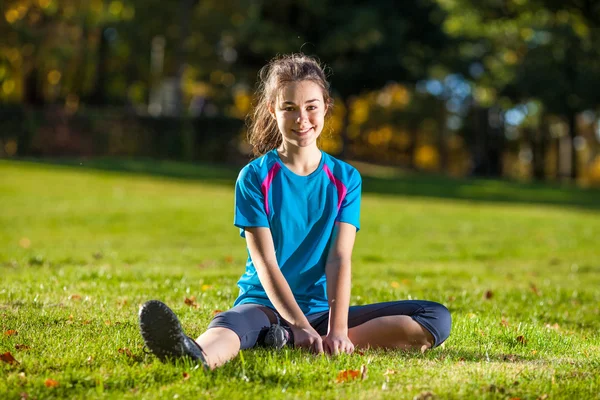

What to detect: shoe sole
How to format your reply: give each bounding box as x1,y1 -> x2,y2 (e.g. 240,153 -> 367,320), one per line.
139,300 -> 206,366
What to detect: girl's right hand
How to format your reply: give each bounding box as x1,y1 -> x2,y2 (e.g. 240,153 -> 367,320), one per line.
290,325 -> 324,354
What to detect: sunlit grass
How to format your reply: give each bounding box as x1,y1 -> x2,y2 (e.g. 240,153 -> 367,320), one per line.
1,159 -> 599,399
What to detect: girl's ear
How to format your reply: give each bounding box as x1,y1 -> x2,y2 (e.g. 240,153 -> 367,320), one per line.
268,102 -> 276,119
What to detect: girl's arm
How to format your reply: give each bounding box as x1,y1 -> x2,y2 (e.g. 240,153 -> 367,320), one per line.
244,226 -> 324,353
324,221 -> 357,355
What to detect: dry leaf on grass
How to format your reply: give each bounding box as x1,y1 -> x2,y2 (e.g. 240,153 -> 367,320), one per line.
360,365 -> 368,380
212,310 -> 223,316
484,290 -> 493,299
1,352 -> 19,365
118,348 -> 134,357
4,329 -> 17,336
44,379 -> 59,388
69,294 -> 82,300
335,369 -> 360,383
530,283 -> 540,296
516,335 -> 527,345
183,372 -> 190,381
184,297 -> 199,308
15,344 -> 31,351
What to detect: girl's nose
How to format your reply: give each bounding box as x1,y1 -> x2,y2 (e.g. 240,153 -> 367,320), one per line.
296,110 -> 307,123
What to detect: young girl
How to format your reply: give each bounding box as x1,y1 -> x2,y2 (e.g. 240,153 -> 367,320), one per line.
139,54 -> 451,369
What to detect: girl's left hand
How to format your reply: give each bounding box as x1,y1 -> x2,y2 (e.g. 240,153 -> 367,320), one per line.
322,332 -> 354,355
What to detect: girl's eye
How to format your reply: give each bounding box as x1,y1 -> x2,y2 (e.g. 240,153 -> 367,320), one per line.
307,106 -> 317,111
284,107 -> 295,111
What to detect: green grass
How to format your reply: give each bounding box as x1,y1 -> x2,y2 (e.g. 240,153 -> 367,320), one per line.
1,158 -> 599,400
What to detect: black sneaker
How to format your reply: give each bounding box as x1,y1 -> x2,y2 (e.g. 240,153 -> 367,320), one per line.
264,324 -> 292,350
139,300 -> 208,368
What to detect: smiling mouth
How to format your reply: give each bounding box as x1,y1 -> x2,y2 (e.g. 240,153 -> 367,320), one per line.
293,127 -> 313,135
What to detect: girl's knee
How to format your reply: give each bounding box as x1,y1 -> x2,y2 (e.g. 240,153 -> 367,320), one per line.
428,302 -> 452,346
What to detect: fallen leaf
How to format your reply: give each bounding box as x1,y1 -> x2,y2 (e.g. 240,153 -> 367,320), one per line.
360,364 -> 368,380
4,329 -> 17,336
447,296 -> 456,302
184,297 -> 199,308
44,379 -> 59,388
500,318 -> 510,327
19,238 -> 31,248
390,281 -> 400,288
501,354 -> 519,362
201,284 -> 212,291
516,335 -> 527,345
104,320 -> 112,326
224,256 -> 234,263
15,344 -> 30,351
531,350 -> 537,355
383,369 -> 396,375
355,349 -> 366,356
530,283 -> 540,296
69,294 -> 82,301
212,310 -> 223,316
0,352 -> 19,365
118,348 -> 133,357
484,290 -> 493,299
335,369 -> 360,383
183,372 -> 190,381
82,320 -> 91,325
185,296 -> 196,303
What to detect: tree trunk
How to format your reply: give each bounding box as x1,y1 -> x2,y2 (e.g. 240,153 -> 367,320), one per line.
532,115 -> 549,181
437,102 -> 448,172
89,26 -> 109,105
177,0 -> 194,161
567,111 -> 578,180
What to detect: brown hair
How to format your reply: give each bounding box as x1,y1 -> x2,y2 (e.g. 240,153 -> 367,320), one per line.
246,53 -> 333,157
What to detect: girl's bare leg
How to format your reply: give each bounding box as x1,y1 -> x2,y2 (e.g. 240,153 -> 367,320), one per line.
347,315 -> 435,351
195,328 -> 241,369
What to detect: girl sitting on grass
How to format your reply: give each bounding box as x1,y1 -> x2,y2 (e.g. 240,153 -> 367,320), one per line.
138,53 -> 451,369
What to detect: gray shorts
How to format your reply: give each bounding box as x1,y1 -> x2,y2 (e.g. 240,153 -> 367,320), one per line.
207,300 -> 451,349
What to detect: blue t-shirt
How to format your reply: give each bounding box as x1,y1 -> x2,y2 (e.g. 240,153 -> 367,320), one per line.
233,149 -> 362,315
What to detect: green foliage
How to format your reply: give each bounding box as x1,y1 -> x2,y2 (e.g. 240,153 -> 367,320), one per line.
1,159 -> 599,399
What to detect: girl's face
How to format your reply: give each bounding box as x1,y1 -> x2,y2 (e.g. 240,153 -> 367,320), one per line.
271,80 -> 328,150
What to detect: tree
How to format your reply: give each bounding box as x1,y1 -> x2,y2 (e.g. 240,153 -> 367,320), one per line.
435,0 -> 600,179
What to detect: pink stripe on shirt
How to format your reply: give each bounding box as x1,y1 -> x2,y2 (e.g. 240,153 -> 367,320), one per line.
260,163 -> 281,216
323,164 -> 347,212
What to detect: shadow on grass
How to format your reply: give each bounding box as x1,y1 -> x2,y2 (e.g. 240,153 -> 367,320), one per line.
5,157 -> 600,212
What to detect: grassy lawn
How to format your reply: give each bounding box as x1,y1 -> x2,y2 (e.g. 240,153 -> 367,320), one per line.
1,158 -> 599,399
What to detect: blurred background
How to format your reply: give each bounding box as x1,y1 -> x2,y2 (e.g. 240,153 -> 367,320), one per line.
1,0 -> 600,186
